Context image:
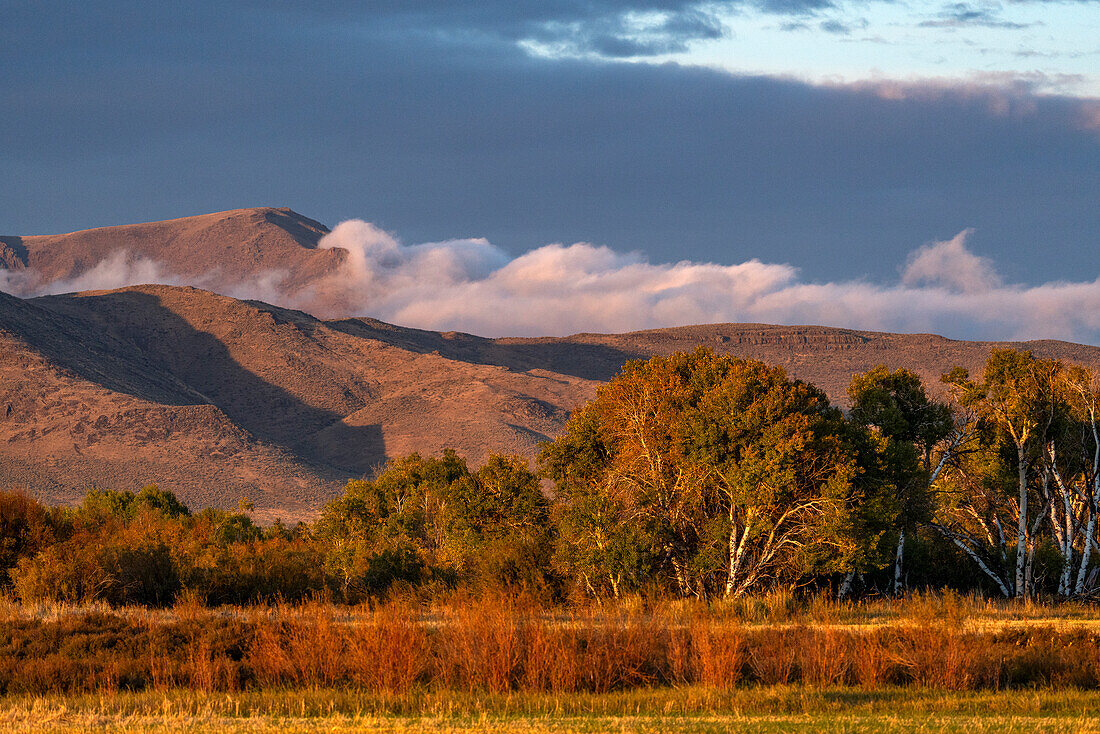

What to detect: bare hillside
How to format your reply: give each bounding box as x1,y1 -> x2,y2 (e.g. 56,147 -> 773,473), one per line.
1,207 -> 344,301
0,286 -> 594,521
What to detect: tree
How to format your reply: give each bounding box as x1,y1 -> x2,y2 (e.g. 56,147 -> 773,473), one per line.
939,350 -> 1062,598
317,451 -> 553,599
847,366 -> 953,595
1038,364 -> 1100,598
541,348 -> 893,598
541,408 -> 660,597
0,489 -> 59,589
78,485 -> 189,523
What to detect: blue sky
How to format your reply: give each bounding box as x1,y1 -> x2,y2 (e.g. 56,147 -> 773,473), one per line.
2,1 -> 1099,339
572,2 -> 1100,96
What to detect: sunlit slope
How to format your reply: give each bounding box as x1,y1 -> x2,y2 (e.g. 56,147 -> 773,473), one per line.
4,282 -> 1100,521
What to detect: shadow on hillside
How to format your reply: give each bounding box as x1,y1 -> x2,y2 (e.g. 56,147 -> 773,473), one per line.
127,291 -> 386,475
5,291 -> 208,406
0,236 -> 28,267
26,291 -> 386,477
325,318 -> 643,382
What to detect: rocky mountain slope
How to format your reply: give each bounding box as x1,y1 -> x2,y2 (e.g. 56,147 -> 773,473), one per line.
0,207 -> 342,304
0,286 -> 593,520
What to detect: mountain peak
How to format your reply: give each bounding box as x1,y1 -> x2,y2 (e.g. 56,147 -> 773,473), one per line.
3,207 -> 341,299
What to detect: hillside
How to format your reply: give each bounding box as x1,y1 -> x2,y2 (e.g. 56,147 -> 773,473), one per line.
0,208 -> 344,304
0,286 -> 593,521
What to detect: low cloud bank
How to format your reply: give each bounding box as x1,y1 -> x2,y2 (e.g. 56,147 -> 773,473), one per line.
294,221 -> 1100,344
0,250 -> 185,297
3,222 -> 1100,344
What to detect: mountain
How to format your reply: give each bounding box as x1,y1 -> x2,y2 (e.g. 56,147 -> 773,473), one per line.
4,209 -> 1100,521
4,284 -> 1100,521
0,207 -> 344,305
0,285 -> 594,521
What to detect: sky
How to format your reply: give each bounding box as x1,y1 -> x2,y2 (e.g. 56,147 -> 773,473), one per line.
2,1 -> 1099,340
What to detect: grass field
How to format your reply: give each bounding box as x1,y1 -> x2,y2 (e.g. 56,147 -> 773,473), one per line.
5,593 -> 1100,732
6,588 -> 1100,633
5,687 -> 1100,733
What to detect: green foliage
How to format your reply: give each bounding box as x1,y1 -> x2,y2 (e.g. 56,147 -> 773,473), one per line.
317,450 -> 553,601
192,508 -> 261,545
849,365 -> 954,460
846,365 -> 955,590
78,485 -> 190,524
541,347 -> 896,598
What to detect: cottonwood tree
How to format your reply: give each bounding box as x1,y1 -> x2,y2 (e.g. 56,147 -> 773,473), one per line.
539,408 -> 659,598
685,354 -> 890,597
541,348 -> 893,598
541,352 -> 716,596
1040,365 -> 1100,598
318,451 -> 551,599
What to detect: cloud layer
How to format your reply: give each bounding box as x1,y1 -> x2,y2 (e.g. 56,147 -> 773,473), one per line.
9,222 -> 1096,344
297,223 -> 1100,342
4,2 -> 1099,290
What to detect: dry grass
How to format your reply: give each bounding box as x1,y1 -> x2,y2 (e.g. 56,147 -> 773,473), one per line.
3,588 -> 1099,630
5,687 -> 1100,733
3,592 -> 1100,697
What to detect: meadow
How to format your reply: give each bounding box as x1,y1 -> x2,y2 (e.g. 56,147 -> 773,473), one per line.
4,591 -> 1100,732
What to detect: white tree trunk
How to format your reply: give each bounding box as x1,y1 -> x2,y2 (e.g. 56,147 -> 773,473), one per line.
837,570 -> 856,600
1015,446 -> 1029,599
725,508 -> 740,597
893,528 -> 905,597
1076,500 -> 1097,596
935,524 -> 1012,598
1075,407 -> 1100,596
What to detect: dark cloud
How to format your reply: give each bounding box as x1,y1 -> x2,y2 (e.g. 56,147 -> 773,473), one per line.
1,1 -> 1099,291
919,3 -> 1036,28
1,0 -> 858,77
819,18 -> 858,33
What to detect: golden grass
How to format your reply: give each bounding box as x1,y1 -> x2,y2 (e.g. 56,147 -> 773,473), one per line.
5,588 -> 1100,632
5,687 -> 1100,733
5,591 -> 1100,698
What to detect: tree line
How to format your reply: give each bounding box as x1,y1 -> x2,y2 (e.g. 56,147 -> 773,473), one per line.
3,346 -> 1100,605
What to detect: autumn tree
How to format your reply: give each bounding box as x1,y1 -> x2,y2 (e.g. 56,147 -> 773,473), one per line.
317,450 -> 552,599
541,348 -> 894,598
0,489 -> 60,589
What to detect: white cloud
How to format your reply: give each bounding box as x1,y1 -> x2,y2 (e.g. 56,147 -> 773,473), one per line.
4,221 -> 1100,344
286,222 -> 1100,343
1,250 -> 185,297
901,229 -> 1001,293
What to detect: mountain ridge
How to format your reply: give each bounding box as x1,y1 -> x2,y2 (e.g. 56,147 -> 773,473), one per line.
1,207 -> 342,302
